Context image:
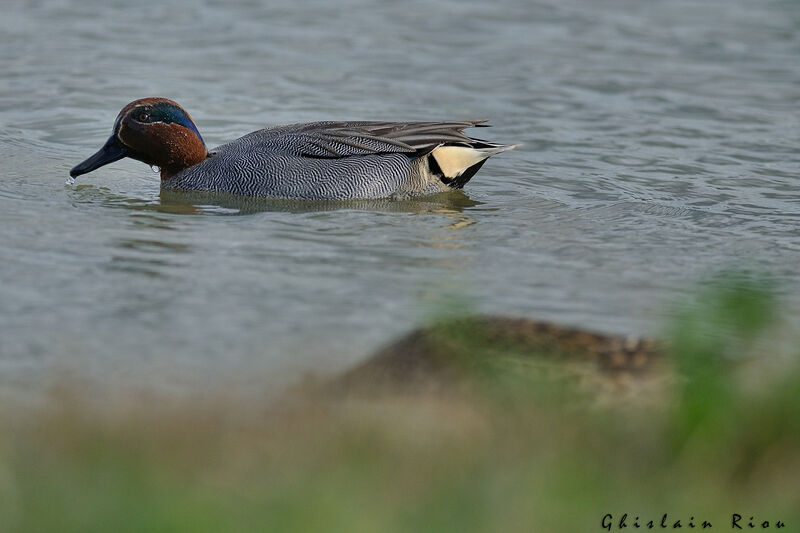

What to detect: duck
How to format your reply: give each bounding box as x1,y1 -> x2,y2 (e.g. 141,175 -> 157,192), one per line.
70,97 -> 516,200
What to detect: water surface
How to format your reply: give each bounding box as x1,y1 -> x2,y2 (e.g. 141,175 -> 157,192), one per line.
1,0 -> 799,399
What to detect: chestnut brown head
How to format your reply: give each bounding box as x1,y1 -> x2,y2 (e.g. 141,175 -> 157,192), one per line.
70,97 -> 208,180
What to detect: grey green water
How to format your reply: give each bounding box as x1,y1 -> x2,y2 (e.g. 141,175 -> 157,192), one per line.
1,0 -> 798,399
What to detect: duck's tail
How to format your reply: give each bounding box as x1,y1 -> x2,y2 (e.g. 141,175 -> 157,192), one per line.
429,142 -> 517,189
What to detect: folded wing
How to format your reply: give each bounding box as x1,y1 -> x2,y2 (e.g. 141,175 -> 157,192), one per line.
246,120 -> 493,159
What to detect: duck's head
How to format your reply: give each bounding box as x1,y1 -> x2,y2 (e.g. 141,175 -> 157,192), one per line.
70,97 -> 208,180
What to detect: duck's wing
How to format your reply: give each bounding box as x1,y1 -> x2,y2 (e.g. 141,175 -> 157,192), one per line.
242,120 -> 491,159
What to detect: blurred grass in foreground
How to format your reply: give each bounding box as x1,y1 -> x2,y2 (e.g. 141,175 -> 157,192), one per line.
1,277 -> 799,532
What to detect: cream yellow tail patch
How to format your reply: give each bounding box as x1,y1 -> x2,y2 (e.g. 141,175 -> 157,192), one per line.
431,144 -> 517,178
431,146 -> 487,178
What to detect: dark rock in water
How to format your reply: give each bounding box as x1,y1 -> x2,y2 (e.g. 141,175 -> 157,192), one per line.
334,316 -> 665,395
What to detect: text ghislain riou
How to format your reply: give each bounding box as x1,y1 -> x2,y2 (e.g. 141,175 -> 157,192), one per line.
602,513 -> 786,530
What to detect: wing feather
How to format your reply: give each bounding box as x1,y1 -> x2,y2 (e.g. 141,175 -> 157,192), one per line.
244,120 -> 492,159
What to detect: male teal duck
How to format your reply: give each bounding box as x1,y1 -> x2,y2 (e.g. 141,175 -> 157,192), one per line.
70,98 -> 516,200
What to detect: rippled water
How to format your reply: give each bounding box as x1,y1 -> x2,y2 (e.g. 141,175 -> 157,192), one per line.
1,0 -> 799,399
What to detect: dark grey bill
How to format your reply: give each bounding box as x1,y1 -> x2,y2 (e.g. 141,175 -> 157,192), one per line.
70,135 -> 128,178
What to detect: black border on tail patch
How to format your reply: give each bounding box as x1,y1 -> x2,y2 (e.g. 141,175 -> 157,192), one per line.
447,158 -> 487,189
427,152 -> 446,181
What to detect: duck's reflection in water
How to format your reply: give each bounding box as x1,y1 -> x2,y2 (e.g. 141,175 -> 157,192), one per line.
68,184 -> 482,218
157,188 -> 482,217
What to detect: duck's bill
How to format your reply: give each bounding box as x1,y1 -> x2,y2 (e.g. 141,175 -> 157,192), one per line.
70,135 -> 128,178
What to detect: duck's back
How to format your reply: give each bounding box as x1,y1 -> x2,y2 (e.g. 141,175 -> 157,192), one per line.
162,120 -> 512,200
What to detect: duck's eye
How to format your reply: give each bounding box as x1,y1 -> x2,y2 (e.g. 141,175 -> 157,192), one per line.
136,112 -> 150,122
